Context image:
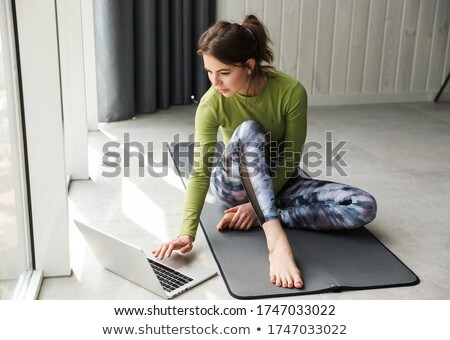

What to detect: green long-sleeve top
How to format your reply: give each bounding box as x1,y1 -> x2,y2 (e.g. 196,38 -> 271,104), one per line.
179,69 -> 308,239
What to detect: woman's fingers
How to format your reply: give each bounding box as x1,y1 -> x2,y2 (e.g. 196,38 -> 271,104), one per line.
243,218 -> 252,230
166,242 -> 176,258
217,213 -> 233,230
151,245 -> 161,256
217,213 -> 243,230
156,243 -> 169,260
229,211 -> 240,228
216,218 -> 227,231
231,215 -> 247,229
224,206 -> 238,213
217,205 -> 259,231
180,242 -> 193,253
153,239 -> 178,259
152,236 -> 193,260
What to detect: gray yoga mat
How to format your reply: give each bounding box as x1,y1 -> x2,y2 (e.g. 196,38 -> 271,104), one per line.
169,142 -> 419,299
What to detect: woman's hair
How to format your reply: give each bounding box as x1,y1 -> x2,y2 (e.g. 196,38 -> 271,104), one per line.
197,14 -> 274,86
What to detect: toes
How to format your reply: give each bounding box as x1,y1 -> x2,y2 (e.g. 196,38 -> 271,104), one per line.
295,281 -> 303,288
271,272 -> 302,289
287,277 -> 294,288
294,276 -> 304,288
270,274 -> 276,284
275,276 -> 282,287
292,269 -> 303,288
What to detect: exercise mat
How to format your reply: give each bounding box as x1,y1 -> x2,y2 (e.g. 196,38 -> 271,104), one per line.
169,142 -> 419,299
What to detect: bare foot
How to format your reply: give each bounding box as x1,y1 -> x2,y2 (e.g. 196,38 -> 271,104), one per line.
262,220 -> 303,289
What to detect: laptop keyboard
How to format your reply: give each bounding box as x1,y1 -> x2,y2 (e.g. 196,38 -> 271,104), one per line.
148,258 -> 194,293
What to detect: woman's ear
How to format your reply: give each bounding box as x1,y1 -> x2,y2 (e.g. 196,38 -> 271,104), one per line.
246,58 -> 256,74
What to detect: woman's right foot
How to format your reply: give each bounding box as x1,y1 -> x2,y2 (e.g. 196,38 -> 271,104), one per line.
262,220 -> 303,288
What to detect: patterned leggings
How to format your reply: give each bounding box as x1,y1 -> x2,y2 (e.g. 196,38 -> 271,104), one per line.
210,120 -> 377,230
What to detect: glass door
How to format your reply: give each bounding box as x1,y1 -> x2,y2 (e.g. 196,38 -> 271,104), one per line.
0,0 -> 33,300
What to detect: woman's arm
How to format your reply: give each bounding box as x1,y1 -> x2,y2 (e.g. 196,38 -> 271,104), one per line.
154,96 -> 219,259
272,82 -> 307,194
177,100 -> 219,239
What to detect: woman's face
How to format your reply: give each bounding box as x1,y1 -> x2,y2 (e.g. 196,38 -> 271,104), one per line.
203,54 -> 251,97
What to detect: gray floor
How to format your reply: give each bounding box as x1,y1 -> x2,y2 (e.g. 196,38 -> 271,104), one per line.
38,101 -> 450,300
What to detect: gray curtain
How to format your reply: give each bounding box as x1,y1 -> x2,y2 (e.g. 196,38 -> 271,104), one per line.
94,0 -> 216,122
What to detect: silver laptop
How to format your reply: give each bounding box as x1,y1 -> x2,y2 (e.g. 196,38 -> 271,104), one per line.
74,220 -> 217,299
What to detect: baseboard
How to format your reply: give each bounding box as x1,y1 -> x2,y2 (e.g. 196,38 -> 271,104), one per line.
436,90 -> 450,102
308,91 -> 450,106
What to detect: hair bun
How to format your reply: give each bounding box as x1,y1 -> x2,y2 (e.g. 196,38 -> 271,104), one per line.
197,14 -> 274,83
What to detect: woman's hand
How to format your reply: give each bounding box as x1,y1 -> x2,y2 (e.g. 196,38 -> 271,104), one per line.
216,202 -> 259,231
152,235 -> 193,260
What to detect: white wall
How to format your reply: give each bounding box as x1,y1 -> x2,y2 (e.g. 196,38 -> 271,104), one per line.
217,0 -> 450,104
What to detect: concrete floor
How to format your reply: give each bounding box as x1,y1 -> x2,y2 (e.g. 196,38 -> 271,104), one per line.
38,101 -> 450,300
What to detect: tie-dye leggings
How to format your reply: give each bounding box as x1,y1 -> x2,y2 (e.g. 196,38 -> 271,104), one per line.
210,120 -> 377,230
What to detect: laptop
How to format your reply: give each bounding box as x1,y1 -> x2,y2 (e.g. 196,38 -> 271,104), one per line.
74,220 -> 217,299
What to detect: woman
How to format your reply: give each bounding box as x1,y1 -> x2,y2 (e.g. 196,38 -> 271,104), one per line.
153,15 -> 377,289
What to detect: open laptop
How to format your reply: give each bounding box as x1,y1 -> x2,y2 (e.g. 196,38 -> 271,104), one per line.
74,220 -> 217,299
